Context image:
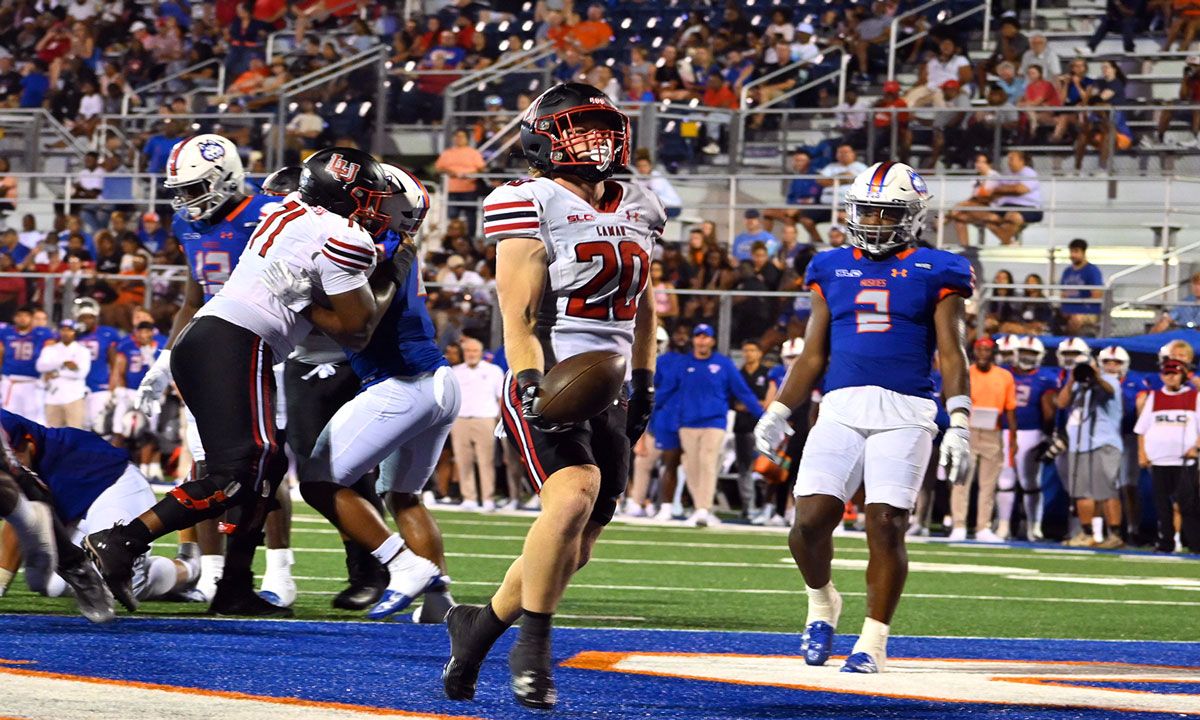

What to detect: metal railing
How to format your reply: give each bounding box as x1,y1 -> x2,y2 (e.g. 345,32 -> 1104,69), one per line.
889,2 -> 990,80
121,58 -> 227,116
441,41 -> 556,148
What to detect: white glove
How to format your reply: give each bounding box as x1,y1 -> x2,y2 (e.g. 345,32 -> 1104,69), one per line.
754,401 -> 795,463
261,260 -> 312,311
938,418 -> 971,485
135,349 -> 172,416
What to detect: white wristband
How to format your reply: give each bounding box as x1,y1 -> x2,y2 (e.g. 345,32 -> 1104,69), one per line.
767,401 -> 792,421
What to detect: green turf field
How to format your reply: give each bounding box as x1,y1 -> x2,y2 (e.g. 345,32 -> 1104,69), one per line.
5,506 -> 1199,641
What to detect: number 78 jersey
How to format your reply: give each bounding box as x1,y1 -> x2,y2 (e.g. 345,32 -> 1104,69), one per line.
483,177 -> 666,377
806,245 -> 974,400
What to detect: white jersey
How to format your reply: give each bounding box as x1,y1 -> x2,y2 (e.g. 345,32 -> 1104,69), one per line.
482,177 -> 666,377
196,191 -> 377,360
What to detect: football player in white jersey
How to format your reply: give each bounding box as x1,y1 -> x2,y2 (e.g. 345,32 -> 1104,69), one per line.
83,147 -> 437,612
442,83 -> 665,710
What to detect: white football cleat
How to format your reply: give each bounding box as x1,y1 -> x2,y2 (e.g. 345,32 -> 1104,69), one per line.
974,529 -> 1003,544
946,527 -> 968,542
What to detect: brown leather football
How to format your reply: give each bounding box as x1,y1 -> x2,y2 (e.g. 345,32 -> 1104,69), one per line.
536,351 -> 627,425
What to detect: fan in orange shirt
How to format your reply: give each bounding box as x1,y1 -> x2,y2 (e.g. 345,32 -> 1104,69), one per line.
567,5 -> 613,53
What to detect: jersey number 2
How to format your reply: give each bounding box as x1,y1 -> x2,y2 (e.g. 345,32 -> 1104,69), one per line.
855,289 -> 891,333
566,240 -> 650,321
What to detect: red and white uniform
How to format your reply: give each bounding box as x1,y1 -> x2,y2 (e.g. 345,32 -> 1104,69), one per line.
1134,387 -> 1200,466
482,177 -> 666,378
195,191 -> 377,360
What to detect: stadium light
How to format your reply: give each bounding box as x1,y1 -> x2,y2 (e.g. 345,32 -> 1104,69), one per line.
335,102 -> 347,114
524,39 -> 533,49
499,21 -> 510,32
288,102 -> 298,112
358,102 -> 371,117
405,61 -> 416,72
752,15 -> 762,25
522,21 -> 533,31
652,37 -> 662,47
621,18 -> 631,29
688,98 -> 699,107
190,122 -> 200,130
673,16 -> 684,27
402,80 -> 414,92
500,40 -> 510,51
647,17 -> 658,28
475,22 -> 485,32
665,120 -> 676,132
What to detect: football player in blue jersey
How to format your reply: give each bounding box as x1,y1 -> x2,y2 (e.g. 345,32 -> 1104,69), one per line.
110,321 -> 166,480
260,162 -> 453,621
130,133 -> 294,616
0,305 -> 55,424
646,322 -> 689,521
995,336 -> 1058,541
72,299 -> 123,435
755,161 -> 973,674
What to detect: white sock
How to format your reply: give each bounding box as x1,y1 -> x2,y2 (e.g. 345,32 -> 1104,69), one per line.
146,556 -> 178,599
265,548 -> 293,576
139,463 -> 150,477
852,617 -> 890,662
148,462 -> 163,479
4,494 -> 38,534
371,533 -> 404,565
995,490 -> 1015,530
200,554 -> 225,581
1091,517 -> 1104,542
805,582 -> 839,626
43,572 -> 68,598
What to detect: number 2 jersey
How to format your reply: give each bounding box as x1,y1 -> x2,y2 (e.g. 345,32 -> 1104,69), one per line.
805,245 -> 973,430
195,191 -> 378,360
482,177 -> 666,377
175,194 -> 284,301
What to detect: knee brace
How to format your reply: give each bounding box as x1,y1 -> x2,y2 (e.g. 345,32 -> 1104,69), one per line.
169,475 -> 243,515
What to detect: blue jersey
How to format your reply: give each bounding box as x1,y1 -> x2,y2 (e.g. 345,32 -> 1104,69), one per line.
0,411 -> 129,523
175,194 -> 281,301
768,363 -> 787,390
806,246 -> 974,399
1010,368 -> 1058,431
77,325 -> 122,392
345,233 -> 447,388
1119,372 -> 1153,435
115,336 -> 166,388
656,351 -> 763,430
650,351 -> 687,434
0,327 -> 54,378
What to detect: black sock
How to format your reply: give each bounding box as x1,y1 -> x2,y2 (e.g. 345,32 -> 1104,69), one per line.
518,609 -> 553,647
121,518 -> 154,546
482,601 -> 512,638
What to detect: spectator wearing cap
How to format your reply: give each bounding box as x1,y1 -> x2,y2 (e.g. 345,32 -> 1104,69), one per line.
1151,272 -> 1200,331
1060,238 -> 1104,335
1135,356 -> 1200,553
948,337 -> 1017,542
35,320 -> 91,429
817,144 -> 868,213
439,254 -> 485,294
656,323 -> 763,527
436,129 -> 486,232
137,212 -> 167,254
731,210 -> 779,262
872,80 -> 912,164
1148,55 -> 1200,148
905,37 -> 973,109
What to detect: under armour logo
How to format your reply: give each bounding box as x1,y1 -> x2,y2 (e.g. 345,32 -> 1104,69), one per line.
325,153 -> 360,183
891,268 -> 908,278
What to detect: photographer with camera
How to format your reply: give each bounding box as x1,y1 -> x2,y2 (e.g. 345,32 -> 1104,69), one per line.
1055,354 -> 1124,548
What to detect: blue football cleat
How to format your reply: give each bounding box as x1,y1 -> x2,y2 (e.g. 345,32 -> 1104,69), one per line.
801,621 -> 836,666
841,652 -> 880,673
258,590 -> 285,607
366,589 -> 421,620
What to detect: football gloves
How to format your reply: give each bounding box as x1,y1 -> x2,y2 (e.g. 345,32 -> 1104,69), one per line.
938,419 -> 971,485
754,401 -> 794,464
134,349 -> 172,417
626,369 -> 654,441
516,369 -> 573,433
261,260 -> 312,311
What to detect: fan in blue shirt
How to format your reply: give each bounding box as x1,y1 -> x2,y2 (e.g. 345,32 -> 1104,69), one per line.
731,210 -> 780,261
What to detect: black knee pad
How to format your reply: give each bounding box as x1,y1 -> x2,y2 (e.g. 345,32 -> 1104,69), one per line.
299,480 -> 342,522
169,474 -> 245,514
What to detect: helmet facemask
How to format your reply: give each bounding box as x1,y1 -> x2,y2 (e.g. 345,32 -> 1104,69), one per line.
1057,351 -> 1084,370
846,199 -> 924,257
530,105 -> 629,182
168,165 -> 237,222
348,185 -> 395,238
1016,349 -> 1041,371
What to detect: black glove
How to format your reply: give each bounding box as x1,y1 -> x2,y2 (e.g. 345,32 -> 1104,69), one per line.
516,369 -> 573,433
626,369 -> 654,441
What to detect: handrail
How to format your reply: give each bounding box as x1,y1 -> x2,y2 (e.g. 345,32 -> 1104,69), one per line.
445,41 -> 555,97
1105,238 -> 1200,287
0,108 -> 90,159
121,58 -> 226,115
476,112 -> 524,156
739,54 -> 826,110
887,0 -> 948,81
278,45 -> 387,96
889,0 -> 991,80
890,4 -> 988,81
757,48 -> 847,112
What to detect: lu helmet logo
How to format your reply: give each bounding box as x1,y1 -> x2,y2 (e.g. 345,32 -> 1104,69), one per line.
325,153 -> 361,183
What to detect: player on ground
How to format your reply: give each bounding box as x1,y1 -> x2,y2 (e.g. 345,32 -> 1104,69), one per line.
0,410 -> 200,603
261,162 -> 455,621
0,305 -> 54,423
84,146 -> 417,614
131,134 -> 293,613
73,299 -> 122,434
755,161 -> 973,674
996,336 -> 1057,541
441,83 -> 663,709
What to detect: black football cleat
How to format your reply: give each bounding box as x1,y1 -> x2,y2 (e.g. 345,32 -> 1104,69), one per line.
208,570 -> 294,618
443,604 -> 505,700
509,640 -> 557,710
59,557 -> 115,624
332,540 -> 387,611
83,525 -> 146,612
413,583 -> 454,624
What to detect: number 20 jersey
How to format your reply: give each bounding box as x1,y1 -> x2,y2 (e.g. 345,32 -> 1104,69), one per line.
482,177 -> 666,377
174,194 -> 283,301
806,245 -> 973,400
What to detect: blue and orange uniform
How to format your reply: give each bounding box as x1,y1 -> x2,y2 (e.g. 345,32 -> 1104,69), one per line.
174,194 -> 282,301
1010,367 -> 1058,432
115,336 -> 167,389
0,326 -> 53,379
77,324 -> 122,394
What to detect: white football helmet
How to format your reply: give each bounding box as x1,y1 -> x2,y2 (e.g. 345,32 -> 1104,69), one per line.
996,334 -> 1019,366
1015,336 -> 1045,371
781,337 -> 805,364
164,134 -> 245,221
379,163 -> 431,236
656,325 -> 669,355
1096,345 -> 1130,375
1056,337 -> 1090,370
844,161 -> 930,257
73,297 -> 100,320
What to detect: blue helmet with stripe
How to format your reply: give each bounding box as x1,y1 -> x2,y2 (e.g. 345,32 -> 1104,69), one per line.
845,161 -> 930,258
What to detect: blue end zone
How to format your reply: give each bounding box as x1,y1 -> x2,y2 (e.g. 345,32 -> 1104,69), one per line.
0,615 -> 1196,719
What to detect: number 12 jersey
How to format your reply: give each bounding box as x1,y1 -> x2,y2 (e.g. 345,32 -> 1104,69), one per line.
483,177 -> 666,377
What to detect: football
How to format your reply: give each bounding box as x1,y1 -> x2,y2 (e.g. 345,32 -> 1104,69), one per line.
536,350 -> 627,425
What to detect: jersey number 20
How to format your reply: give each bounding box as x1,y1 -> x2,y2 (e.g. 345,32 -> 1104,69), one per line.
566,240 -> 650,321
